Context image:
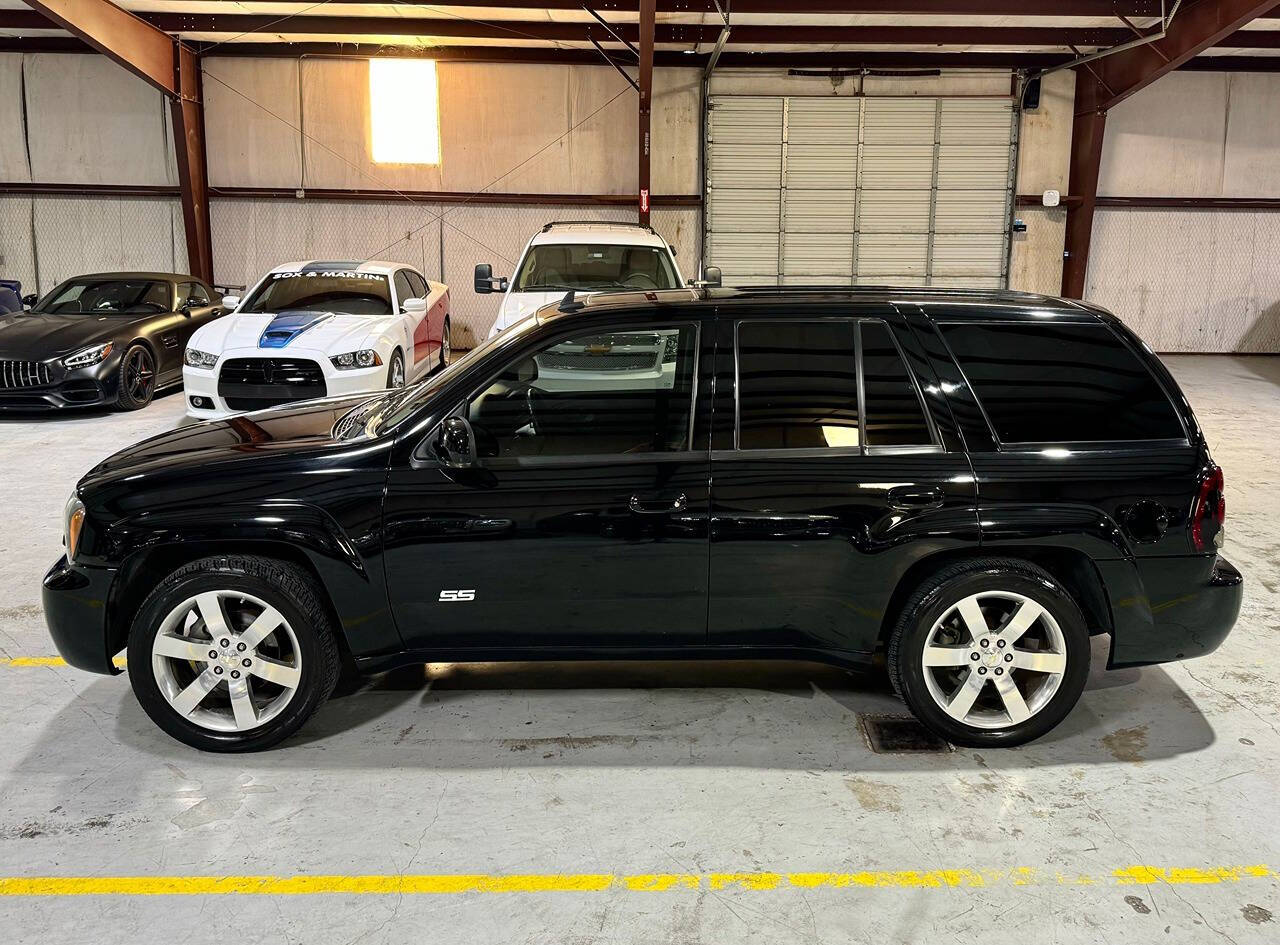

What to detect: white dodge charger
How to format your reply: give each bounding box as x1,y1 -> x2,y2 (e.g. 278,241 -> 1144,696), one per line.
183,260 -> 449,419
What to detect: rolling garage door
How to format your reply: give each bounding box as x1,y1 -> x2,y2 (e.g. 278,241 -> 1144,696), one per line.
704,95 -> 1017,287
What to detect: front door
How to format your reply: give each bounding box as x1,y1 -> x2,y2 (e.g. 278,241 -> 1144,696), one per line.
708,311 -> 979,657
384,316 -> 712,650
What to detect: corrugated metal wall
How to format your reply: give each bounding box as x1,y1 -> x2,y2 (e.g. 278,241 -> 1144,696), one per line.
705,94 -> 1015,287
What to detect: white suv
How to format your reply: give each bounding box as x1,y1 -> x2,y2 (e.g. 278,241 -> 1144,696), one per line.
476,221 -> 685,338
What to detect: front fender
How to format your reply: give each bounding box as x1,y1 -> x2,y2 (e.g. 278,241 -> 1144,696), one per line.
104,500 -> 400,660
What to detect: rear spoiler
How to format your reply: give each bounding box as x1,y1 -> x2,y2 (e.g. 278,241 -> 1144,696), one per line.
213,283 -> 245,296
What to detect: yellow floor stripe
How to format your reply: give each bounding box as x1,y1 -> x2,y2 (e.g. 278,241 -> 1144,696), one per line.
0,867 -> 1274,896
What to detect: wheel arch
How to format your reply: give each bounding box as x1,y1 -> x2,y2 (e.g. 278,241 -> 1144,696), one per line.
109,539 -> 361,676
876,546 -> 1114,653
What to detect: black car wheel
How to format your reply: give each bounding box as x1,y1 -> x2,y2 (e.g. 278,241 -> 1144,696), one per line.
387,349 -> 406,389
887,558 -> 1090,748
116,344 -> 156,410
127,555 -> 340,752
438,318 -> 451,372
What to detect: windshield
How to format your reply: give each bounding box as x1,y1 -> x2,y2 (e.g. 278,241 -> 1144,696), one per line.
334,315 -> 539,441
35,279 -> 170,315
513,244 -> 679,292
241,270 -> 392,316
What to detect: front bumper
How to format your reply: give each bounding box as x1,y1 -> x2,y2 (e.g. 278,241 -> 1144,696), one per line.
42,556 -> 121,675
0,356 -> 121,411
184,355 -> 386,420
1102,553 -> 1243,668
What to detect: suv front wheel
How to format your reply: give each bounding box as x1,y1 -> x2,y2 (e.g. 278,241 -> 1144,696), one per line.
127,555 -> 340,752
887,559 -> 1090,748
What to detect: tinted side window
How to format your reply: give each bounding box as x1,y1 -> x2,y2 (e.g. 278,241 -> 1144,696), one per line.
467,324 -> 698,459
939,321 -> 1184,443
737,321 -> 860,450
393,271 -> 415,309
406,271 -> 429,298
860,321 -> 933,447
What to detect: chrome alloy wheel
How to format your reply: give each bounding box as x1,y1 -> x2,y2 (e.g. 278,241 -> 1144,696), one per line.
442,326 -> 451,365
150,590 -> 302,732
391,355 -> 406,388
920,591 -> 1067,730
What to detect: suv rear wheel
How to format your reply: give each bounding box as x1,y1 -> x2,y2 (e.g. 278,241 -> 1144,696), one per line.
887,559 -> 1090,747
127,555 -> 340,752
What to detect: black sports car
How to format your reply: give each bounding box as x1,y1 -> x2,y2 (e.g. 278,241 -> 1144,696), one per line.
0,272 -> 224,411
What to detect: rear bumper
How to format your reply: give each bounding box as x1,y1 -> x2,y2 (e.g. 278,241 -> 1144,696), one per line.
42,556 -> 121,675
1101,554 -> 1243,668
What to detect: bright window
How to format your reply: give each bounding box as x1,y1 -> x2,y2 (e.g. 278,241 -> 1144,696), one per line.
369,59 -> 440,164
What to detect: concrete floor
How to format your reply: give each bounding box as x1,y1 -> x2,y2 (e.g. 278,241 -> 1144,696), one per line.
0,356 -> 1277,944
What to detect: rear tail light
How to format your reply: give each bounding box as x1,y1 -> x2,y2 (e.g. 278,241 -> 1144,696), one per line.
1191,465 -> 1225,552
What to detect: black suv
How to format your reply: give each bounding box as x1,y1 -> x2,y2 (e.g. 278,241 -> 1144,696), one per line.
43,287 -> 1241,751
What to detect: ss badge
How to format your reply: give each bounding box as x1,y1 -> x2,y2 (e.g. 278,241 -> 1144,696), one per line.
438,589 -> 476,602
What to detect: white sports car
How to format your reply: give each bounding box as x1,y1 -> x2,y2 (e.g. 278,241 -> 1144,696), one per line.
183,260 -> 450,419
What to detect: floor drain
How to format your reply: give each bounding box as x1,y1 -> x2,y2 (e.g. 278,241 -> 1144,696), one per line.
858,714 -> 953,754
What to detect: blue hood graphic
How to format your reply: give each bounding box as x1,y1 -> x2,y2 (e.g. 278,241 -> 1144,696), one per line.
258,311 -> 334,349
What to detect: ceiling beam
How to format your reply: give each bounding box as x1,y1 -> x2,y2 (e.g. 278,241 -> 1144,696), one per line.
9,10 -> 1280,49
4,36 -> 1279,73
20,0 -> 213,283
1078,0 -> 1280,112
153,0 -> 1170,14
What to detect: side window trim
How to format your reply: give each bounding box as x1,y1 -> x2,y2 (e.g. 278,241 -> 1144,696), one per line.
862,319 -> 942,453
731,316 -> 941,457
455,319 -> 704,465
934,317 -> 1191,450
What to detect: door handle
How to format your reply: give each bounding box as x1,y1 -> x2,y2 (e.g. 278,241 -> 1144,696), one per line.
887,486 -> 945,512
629,493 -> 688,515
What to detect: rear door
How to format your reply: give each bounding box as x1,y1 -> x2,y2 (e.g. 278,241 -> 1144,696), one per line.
707,306 -> 979,657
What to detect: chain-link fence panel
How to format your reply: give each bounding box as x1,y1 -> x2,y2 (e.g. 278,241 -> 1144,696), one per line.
19,195 -> 185,294
0,196 -> 37,296
1086,207 -> 1280,353
210,197 -> 442,294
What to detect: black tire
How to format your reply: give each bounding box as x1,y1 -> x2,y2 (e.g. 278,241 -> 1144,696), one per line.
127,555 -> 341,752
887,558 -> 1090,748
115,343 -> 156,410
387,348 -> 406,389
437,317 -> 451,372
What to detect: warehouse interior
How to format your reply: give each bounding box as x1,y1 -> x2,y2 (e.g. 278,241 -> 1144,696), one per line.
1,2 -> 1279,943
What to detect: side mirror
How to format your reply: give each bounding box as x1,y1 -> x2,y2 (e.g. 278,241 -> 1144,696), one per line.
690,266 -> 722,289
21,293 -> 37,307
221,295 -> 241,312
403,297 -> 427,315
434,416 -> 477,468
474,263 -> 508,295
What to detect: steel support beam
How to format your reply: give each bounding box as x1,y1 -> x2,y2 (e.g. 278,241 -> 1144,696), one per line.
20,0 -> 213,283
153,1 -> 1171,14
1061,0 -> 1280,298
1061,78 -> 1106,300
11,9 -> 1280,49
638,0 -> 654,226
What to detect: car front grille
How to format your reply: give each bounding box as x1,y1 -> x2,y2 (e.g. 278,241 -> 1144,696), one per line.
217,358 -> 326,411
539,350 -> 657,372
0,360 -> 52,389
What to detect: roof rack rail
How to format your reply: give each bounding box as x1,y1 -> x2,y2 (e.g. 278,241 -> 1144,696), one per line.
540,220 -> 657,234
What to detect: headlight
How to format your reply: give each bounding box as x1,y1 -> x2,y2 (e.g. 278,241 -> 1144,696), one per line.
185,348 -> 218,369
64,494 -> 85,560
63,342 -> 113,369
330,350 -> 383,370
